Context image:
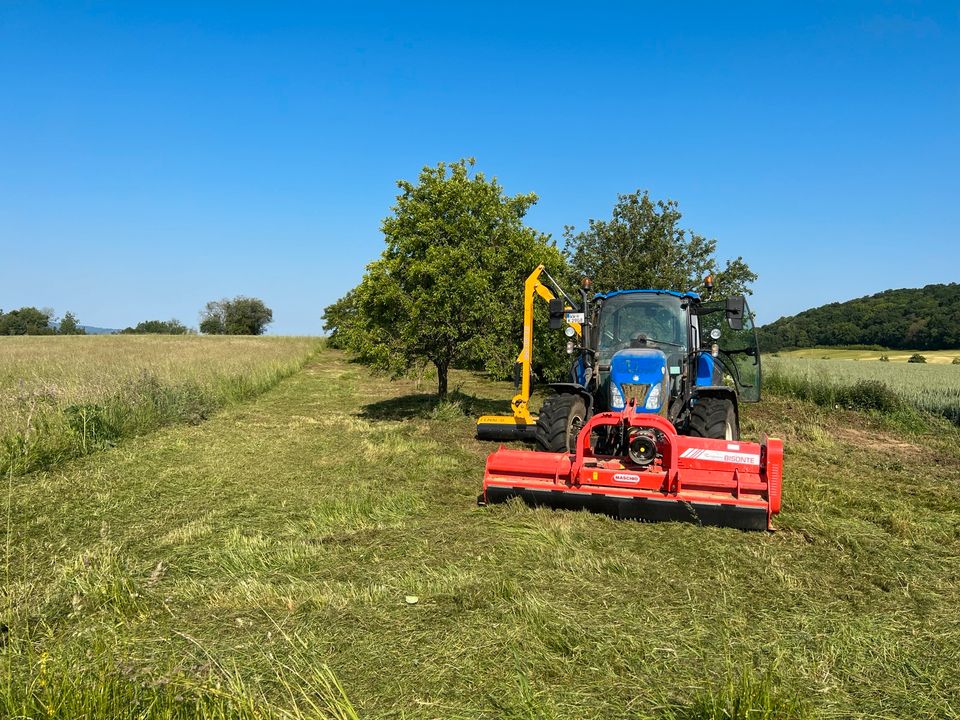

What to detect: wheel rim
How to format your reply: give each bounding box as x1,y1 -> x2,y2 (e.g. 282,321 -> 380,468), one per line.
724,420 -> 734,440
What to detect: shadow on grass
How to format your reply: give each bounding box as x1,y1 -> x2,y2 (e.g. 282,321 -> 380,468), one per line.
359,391 -> 512,421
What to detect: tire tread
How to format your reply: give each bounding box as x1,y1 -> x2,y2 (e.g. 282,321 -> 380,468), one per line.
535,394 -> 586,452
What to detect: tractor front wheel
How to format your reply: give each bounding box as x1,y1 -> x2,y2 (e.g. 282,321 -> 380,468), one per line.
687,397 -> 739,441
536,394 -> 587,453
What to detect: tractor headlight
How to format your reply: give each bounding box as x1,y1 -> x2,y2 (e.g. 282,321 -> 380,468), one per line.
610,383 -> 625,409
645,383 -> 662,410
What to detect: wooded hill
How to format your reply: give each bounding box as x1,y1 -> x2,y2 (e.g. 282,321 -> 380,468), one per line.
759,283 -> 960,351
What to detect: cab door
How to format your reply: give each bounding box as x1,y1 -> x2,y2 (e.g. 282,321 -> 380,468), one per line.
696,297 -> 762,402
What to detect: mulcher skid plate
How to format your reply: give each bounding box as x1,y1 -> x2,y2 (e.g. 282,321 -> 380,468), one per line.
482,406 -> 783,531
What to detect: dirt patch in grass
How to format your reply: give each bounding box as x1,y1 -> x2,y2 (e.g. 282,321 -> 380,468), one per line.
833,426 -> 923,454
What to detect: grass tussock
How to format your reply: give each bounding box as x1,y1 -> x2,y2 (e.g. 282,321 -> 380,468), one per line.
662,671 -> 810,720
0,336 -> 320,475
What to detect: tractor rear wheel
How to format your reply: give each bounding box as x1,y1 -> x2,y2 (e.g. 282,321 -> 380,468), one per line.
687,397 -> 739,440
536,394 -> 587,453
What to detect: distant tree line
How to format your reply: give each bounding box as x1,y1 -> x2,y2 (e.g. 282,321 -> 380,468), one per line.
0,307 -> 85,335
759,284 -> 960,351
120,298 -> 273,335
119,319 -> 191,335
1,296 -> 274,336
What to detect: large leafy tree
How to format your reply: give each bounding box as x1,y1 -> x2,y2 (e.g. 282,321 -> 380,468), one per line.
321,289 -> 358,350
0,307 -> 56,335
565,191 -> 756,297
200,297 -> 272,335
325,159 -> 567,397
225,297 -> 273,335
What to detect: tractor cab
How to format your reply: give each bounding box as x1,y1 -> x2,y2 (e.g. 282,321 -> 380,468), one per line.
593,290 -> 694,414
546,287 -> 761,450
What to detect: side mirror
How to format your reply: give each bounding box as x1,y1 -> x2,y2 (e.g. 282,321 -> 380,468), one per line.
725,296 -> 745,331
548,298 -> 565,330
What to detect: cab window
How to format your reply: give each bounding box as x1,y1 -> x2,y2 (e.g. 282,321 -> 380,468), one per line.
597,294 -> 687,364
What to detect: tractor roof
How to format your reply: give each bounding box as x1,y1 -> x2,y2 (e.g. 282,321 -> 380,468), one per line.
594,289 -> 701,301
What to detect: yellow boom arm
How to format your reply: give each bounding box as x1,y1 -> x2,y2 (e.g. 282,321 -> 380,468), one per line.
476,265 -> 581,441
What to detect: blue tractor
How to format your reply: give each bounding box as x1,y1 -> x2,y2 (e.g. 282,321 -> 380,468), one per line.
476,267 -> 762,453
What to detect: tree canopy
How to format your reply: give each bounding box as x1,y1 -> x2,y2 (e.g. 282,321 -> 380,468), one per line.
759,283 -> 960,351
200,297 -> 273,335
323,159 -> 568,397
0,307 -> 55,335
565,191 -> 756,298
0,307 -> 86,335
57,311 -> 85,335
119,319 -> 190,335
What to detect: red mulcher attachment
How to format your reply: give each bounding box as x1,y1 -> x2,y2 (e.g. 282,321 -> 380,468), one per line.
482,405 -> 783,531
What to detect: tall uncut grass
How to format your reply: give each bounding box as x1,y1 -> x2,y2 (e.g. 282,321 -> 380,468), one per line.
1,627 -> 359,720
0,335 -> 320,476
764,355 -> 960,424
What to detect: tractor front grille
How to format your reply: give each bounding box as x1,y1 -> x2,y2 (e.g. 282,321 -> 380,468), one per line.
620,383 -> 651,405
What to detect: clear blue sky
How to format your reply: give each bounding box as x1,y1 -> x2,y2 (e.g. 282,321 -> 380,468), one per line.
2,2 -> 957,333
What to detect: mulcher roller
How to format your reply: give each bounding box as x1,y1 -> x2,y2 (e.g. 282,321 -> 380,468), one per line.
482,405 -> 783,531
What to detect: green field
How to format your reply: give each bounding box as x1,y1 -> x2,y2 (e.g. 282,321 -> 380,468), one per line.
766,353 -> 960,424
4,338 -> 960,719
779,348 -> 960,364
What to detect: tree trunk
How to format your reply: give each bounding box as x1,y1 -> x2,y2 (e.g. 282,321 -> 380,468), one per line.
436,360 -> 449,398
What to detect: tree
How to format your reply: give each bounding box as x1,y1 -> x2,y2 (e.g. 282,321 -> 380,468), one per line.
324,158 -> 568,397
225,297 -> 273,335
57,311 -> 85,335
322,289 -> 358,349
0,307 -> 56,335
565,191 -> 756,298
199,301 -> 226,335
200,297 -> 272,335
120,319 -> 189,334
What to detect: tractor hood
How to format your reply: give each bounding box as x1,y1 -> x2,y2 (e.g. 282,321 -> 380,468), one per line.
608,348 -> 668,412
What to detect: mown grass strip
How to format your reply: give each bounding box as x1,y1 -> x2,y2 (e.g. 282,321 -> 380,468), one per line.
5,353 -> 960,718
0,340 -> 321,476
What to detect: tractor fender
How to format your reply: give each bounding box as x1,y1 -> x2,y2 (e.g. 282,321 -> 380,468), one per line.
547,383 -> 595,417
